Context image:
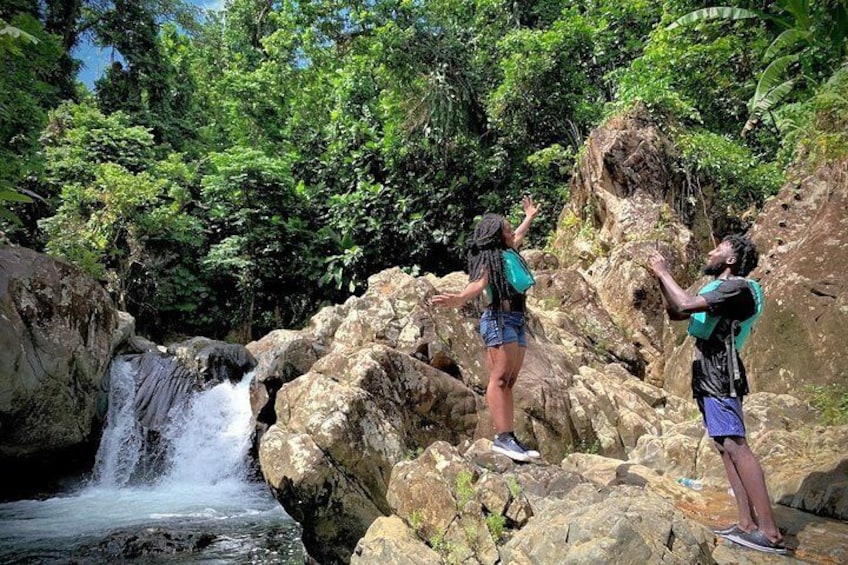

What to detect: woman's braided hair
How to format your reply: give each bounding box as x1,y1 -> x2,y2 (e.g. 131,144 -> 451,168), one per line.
467,213 -> 513,308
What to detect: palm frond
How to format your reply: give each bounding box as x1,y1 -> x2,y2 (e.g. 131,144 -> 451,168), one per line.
763,28 -> 807,61
749,54 -> 799,111
667,7 -> 759,30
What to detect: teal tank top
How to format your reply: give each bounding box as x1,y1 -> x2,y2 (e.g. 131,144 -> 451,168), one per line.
485,249 -> 535,300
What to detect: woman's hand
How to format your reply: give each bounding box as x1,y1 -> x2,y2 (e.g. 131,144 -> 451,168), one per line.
522,195 -> 539,220
514,195 -> 540,248
431,293 -> 466,308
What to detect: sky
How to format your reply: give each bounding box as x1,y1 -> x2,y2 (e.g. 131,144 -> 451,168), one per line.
73,0 -> 224,89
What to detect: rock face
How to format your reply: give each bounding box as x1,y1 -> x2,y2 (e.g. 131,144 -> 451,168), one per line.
0,245 -> 121,499
551,104 -> 707,386
355,442 -> 717,565
255,264 -> 698,561
744,159 -> 848,393
259,345 -> 478,564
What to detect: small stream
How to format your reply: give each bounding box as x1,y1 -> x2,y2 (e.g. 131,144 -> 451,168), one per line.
0,360 -> 304,563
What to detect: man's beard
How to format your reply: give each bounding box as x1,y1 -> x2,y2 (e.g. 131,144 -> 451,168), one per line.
702,262 -> 725,277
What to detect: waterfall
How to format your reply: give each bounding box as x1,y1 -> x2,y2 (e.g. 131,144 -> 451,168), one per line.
92,359 -> 143,487
0,354 -> 302,563
92,356 -> 255,488
160,370 -> 254,486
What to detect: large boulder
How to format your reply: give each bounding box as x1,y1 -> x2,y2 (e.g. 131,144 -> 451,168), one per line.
254,265 -> 699,562
245,329 -> 327,442
550,104 -> 707,386
166,336 -> 256,386
0,246 -> 121,499
352,516 -> 442,564
502,486 -> 716,565
354,442 -> 718,565
259,345 -> 479,563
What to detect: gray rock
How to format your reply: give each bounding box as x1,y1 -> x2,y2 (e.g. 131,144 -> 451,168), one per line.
0,246 -> 119,498
259,346 -> 478,563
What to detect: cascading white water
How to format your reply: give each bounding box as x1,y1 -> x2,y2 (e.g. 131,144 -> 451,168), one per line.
92,359 -> 143,487
159,370 -> 255,487
0,358 -> 302,563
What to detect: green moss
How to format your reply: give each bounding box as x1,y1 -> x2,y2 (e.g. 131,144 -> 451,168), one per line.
455,470 -> 475,508
505,475 -> 522,498
803,383 -> 848,426
485,512 -> 507,543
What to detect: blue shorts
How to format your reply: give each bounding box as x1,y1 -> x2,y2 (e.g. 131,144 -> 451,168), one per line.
697,396 -> 746,439
479,310 -> 526,348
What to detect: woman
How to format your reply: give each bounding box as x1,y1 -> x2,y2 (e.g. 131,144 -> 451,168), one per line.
432,196 -> 540,462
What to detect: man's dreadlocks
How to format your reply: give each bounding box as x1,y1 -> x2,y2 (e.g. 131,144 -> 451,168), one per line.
467,213 -> 514,308
724,234 -> 759,277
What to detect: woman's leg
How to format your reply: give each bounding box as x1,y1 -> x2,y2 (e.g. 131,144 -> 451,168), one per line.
487,342 -> 518,434
502,344 -> 526,428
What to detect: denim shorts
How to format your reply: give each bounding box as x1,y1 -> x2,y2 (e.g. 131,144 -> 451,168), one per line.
479,310 -> 527,348
697,396 -> 746,439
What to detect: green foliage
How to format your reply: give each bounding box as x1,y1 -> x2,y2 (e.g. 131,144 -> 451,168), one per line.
611,12 -> 770,133
199,146 -> 321,338
485,512 -> 507,543
6,0 -> 845,342
677,130 -> 784,213
0,13 -> 62,226
37,102 -> 208,336
803,383 -> 848,426
41,102 -> 156,187
488,12 -> 598,144
408,510 -> 424,534
777,63 -> 848,167
568,438 -> 601,455
668,1 -> 848,134
455,470 -> 475,508
505,475 -> 522,498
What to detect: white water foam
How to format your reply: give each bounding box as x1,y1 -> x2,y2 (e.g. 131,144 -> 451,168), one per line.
92,358 -> 143,487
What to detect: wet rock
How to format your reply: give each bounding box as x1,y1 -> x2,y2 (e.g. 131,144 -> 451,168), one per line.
79,527 -> 215,560
167,336 -> 255,386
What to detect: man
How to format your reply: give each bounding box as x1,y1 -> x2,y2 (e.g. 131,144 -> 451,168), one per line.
649,235 -> 787,555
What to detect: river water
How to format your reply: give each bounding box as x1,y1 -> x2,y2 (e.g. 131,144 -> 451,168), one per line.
0,360 -> 304,563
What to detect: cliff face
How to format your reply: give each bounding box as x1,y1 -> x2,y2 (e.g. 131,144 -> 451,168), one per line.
745,160 -> 848,393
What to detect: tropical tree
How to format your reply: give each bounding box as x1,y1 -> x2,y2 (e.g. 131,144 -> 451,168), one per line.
38,103 -> 207,335
0,15 -> 61,228
668,0 -> 848,134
